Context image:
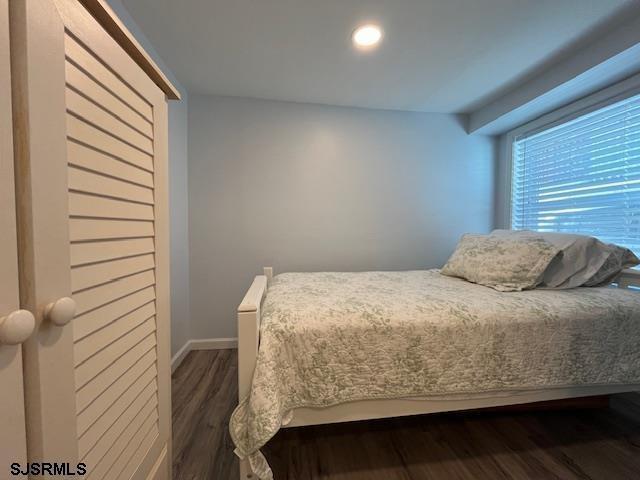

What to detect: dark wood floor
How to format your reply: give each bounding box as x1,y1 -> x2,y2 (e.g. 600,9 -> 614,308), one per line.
171,349 -> 640,480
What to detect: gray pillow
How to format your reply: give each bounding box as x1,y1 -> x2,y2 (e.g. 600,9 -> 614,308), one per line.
584,246 -> 640,286
491,230 -> 610,289
441,233 -> 560,292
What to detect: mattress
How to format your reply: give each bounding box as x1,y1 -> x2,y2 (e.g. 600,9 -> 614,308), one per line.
230,269 -> 640,479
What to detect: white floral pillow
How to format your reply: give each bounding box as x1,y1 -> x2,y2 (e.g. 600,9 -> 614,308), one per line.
441,234 -> 561,292
491,230 -> 640,288
491,229 -> 610,289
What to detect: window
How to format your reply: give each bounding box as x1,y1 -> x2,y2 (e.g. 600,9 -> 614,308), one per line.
511,92 -> 640,254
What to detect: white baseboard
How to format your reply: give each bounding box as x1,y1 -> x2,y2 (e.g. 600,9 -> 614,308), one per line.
171,341 -> 192,374
190,337 -> 238,350
171,337 -> 238,373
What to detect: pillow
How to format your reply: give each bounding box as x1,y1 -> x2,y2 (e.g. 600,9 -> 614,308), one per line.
491,230 -> 639,288
491,230 -> 611,289
584,245 -> 640,286
441,233 -> 560,292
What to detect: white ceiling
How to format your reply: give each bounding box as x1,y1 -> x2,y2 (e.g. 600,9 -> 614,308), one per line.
122,0 -> 639,114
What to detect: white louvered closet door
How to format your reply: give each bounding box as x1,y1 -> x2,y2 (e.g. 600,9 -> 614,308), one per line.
0,0 -> 29,471
12,1 -> 171,479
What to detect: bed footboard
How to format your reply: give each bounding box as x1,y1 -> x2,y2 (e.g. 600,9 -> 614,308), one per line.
237,270 -> 269,399
237,269 -> 270,479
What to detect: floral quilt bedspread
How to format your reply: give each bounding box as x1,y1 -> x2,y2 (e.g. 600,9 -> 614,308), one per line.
230,270 -> 640,479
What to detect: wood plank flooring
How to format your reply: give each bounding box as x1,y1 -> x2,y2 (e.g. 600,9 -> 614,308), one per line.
172,349 -> 640,480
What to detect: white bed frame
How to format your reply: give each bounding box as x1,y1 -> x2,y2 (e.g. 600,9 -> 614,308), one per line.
237,267 -> 640,479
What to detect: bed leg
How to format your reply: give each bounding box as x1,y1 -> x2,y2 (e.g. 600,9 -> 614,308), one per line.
240,458 -> 254,479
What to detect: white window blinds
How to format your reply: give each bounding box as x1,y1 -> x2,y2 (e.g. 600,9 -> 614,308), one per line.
511,92 -> 640,254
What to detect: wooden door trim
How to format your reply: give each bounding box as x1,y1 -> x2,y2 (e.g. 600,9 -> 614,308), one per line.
54,0 -> 163,109
76,0 -> 180,100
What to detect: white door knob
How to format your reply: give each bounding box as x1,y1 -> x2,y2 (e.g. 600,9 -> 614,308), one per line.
44,297 -> 76,326
0,310 -> 36,345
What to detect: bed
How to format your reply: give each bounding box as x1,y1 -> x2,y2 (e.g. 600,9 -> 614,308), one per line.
231,267 -> 640,480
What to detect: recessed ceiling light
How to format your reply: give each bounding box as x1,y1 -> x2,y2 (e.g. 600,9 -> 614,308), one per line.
352,24 -> 383,50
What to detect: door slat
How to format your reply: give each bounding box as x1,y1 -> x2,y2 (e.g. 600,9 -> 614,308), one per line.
67,114 -> 153,172
68,140 -> 153,188
69,218 -> 154,242
87,407 -> 158,480
79,382 -> 157,464
76,334 -> 156,412
115,423 -> 159,480
68,166 -> 154,206
66,87 -> 153,154
71,237 -> 155,267
73,270 -> 155,317
64,33 -> 153,121
77,363 -> 156,443
74,303 -> 155,365
69,191 -> 154,221
71,254 -> 155,292
65,60 -> 153,137
74,319 -> 155,389
74,286 -> 156,341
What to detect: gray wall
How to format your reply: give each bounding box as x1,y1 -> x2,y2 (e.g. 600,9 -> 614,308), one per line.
167,98 -> 191,355
468,8 -> 640,134
188,95 -> 496,339
106,0 -> 191,356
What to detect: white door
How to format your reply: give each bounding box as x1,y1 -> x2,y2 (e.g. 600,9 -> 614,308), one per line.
12,1 -> 171,478
0,0 -> 31,473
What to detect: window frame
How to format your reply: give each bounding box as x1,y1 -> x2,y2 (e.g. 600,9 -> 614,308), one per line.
502,73 -> 640,234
